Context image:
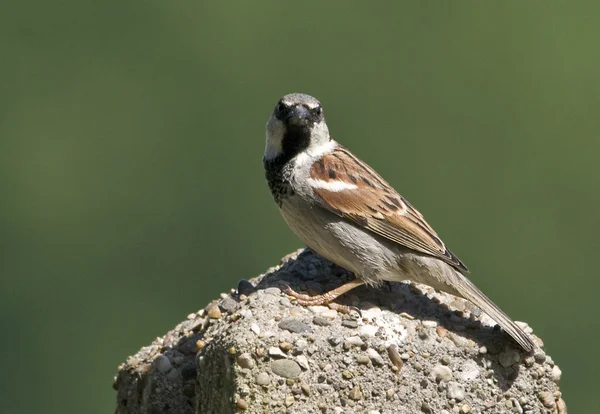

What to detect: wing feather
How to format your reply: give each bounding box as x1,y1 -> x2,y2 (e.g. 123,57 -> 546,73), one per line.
309,146 -> 468,273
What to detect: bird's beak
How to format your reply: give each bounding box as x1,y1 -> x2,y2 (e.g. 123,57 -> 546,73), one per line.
287,105 -> 311,126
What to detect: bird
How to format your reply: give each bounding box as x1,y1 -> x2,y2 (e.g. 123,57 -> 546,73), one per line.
262,93 -> 535,352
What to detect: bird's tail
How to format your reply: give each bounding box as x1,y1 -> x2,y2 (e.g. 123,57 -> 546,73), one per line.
449,272 -> 535,352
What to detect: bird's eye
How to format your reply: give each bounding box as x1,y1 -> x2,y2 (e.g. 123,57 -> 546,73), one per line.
276,102 -> 287,115
312,106 -> 323,116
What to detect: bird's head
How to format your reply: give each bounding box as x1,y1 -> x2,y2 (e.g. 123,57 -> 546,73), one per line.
264,93 -> 331,163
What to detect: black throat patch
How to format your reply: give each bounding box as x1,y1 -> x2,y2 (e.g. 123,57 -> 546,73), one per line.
264,125 -> 311,206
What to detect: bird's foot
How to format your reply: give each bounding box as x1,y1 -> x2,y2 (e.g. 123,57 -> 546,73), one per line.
282,279 -> 365,315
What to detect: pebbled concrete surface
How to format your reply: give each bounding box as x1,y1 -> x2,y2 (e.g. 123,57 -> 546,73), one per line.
114,249 -> 566,414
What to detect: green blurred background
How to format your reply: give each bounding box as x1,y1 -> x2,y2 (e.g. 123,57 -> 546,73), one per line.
2,1 -> 598,412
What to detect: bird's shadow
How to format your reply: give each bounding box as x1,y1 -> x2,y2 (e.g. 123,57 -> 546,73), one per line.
251,248 -> 531,391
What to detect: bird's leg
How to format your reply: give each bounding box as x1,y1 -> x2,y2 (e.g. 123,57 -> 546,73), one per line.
283,279 -> 365,313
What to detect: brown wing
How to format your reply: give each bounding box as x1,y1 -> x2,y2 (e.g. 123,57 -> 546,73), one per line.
309,145 -> 468,273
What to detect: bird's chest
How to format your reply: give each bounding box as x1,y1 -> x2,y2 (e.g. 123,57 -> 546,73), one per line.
265,162 -> 296,206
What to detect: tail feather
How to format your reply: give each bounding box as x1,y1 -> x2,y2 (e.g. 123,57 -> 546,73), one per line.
451,273 -> 535,352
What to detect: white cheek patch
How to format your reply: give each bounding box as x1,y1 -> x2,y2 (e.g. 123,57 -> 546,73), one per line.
307,178 -> 358,192
264,117 -> 285,160
264,137 -> 282,160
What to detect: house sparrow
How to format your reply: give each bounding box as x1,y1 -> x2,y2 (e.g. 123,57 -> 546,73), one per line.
263,93 -> 535,352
